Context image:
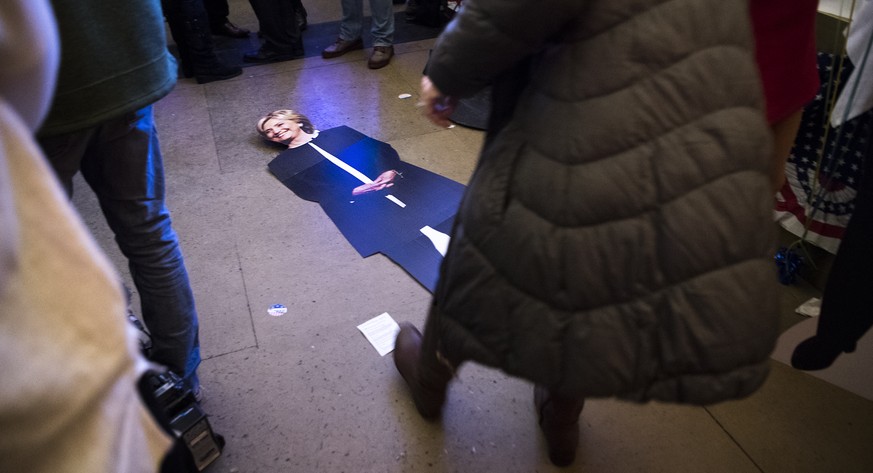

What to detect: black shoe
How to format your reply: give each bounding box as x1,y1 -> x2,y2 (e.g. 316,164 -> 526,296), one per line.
243,47 -> 305,64
790,335 -> 857,370
211,21 -> 250,38
194,64 -> 242,84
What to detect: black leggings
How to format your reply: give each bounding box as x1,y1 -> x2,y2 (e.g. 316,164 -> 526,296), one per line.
814,133 -> 873,345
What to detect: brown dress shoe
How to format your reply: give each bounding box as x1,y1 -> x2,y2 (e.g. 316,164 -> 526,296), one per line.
367,45 -> 394,69
212,21 -> 250,38
321,37 -> 364,58
393,323 -> 452,420
534,385 -> 585,467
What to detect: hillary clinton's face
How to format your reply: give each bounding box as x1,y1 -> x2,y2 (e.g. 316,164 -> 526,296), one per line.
262,118 -> 302,144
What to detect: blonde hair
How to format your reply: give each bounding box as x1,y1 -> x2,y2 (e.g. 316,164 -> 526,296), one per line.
256,109 -> 315,139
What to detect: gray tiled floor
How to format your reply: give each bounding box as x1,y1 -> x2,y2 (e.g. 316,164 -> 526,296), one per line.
70,2 -> 873,472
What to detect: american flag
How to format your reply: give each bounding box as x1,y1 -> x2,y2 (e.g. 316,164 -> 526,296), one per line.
775,52 -> 872,254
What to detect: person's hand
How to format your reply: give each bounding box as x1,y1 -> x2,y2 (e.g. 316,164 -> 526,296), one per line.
352,170 -> 399,195
419,76 -> 457,128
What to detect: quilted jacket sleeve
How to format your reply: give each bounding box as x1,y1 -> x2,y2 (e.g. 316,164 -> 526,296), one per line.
427,0 -> 584,97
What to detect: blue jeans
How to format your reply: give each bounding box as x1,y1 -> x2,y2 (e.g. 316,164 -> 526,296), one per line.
39,106 -> 201,389
340,0 -> 395,47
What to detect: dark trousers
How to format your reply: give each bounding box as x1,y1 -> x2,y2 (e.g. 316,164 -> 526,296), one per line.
815,137 -> 873,346
38,107 -> 201,389
162,0 -> 223,75
203,0 -> 230,28
248,0 -> 302,53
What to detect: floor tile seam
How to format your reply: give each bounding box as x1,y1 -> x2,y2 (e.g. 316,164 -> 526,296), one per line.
201,344 -> 260,362
387,127 -> 465,147
234,238 -> 260,350
231,56 -> 369,78
201,84 -> 227,175
703,406 -> 765,473
223,42 -> 434,78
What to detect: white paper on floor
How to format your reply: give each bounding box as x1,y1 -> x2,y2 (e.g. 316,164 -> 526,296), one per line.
357,312 -> 401,356
795,297 -> 822,317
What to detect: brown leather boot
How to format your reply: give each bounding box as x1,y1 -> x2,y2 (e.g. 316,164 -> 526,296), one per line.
534,385 -> 585,467
393,322 -> 452,420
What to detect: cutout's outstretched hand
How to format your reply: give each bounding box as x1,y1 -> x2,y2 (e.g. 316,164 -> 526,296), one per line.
353,170 -> 400,195
419,76 -> 457,128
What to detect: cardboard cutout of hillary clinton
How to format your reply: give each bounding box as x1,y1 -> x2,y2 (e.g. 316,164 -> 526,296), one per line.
261,110 -> 465,292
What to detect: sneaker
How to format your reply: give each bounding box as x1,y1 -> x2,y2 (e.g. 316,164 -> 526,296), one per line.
368,45 -> 394,69
126,312 -> 153,356
321,37 -> 364,59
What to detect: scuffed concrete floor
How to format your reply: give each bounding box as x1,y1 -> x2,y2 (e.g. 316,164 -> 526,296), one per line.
68,1 -> 873,471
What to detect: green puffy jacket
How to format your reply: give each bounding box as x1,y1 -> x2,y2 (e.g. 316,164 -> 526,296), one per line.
428,0 -> 779,404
